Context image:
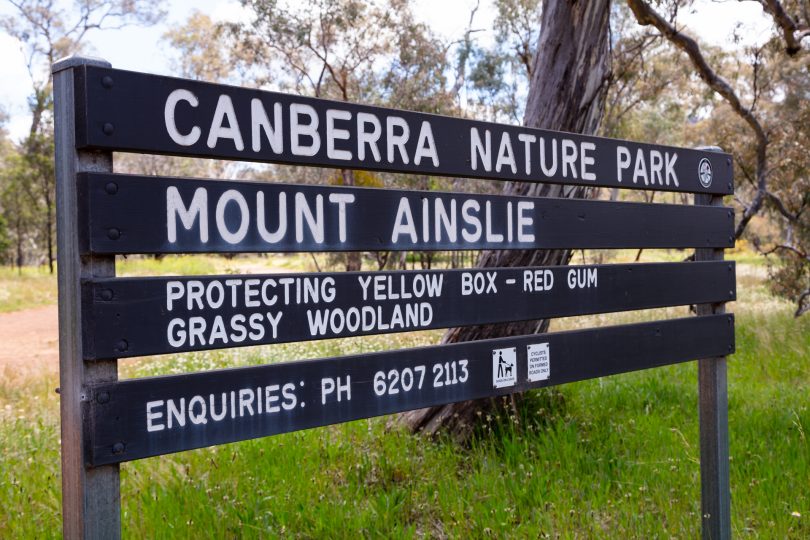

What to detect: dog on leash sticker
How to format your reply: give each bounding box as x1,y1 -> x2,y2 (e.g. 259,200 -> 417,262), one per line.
492,347 -> 517,388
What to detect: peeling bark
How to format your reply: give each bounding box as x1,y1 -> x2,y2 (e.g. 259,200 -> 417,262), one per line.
400,0 -> 612,440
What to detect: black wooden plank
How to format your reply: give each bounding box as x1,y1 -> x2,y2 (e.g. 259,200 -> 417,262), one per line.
81,173 -> 735,255
74,66 -> 733,194
82,261 -> 735,359
85,314 -> 735,465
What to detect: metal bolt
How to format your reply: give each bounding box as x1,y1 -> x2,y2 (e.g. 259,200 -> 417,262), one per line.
107,228 -> 120,240
105,182 -> 118,195
97,392 -> 110,404
103,122 -> 114,135
112,442 -> 125,455
729,290 -> 735,297
727,345 -> 733,352
728,236 -> 734,244
727,182 -> 733,191
102,75 -> 114,88
728,210 -> 733,218
726,157 -> 731,166
115,339 -> 129,352
99,289 -> 113,301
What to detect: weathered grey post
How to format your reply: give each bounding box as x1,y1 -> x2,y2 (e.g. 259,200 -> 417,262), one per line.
695,147 -> 732,540
54,55 -> 121,539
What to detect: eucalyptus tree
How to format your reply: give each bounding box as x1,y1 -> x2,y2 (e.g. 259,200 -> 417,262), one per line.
403,0 -> 613,438
1,0 -> 165,271
229,0 -> 455,270
627,0 -> 810,315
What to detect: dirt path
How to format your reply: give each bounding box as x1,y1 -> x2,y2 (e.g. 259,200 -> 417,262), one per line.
0,305 -> 59,380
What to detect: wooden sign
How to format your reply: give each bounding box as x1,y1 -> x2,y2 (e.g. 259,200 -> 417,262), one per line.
86,315 -> 734,465
82,262 -> 735,359
56,57 -> 735,539
73,66 -> 733,195
80,173 -> 734,254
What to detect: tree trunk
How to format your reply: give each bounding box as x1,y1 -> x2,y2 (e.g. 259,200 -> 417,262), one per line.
46,192 -> 54,274
15,217 -> 23,274
400,0 -> 612,439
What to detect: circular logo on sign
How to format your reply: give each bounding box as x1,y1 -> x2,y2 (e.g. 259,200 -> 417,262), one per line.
698,158 -> 713,188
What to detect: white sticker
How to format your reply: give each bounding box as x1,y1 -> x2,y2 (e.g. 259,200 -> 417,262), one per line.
492,347 -> 517,388
527,343 -> 550,382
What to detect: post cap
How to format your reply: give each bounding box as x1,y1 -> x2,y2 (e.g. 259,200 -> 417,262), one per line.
52,55 -> 111,74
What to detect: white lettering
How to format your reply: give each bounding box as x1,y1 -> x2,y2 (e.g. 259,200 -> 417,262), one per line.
665,152 -> 679,186
357,112 -> 382,162
207,94 -> 244,151
386,117 -> 410,164
164,89 -> 201,146
146,400 -> 165,432
251,99 -> 283,153
328,193 -> 355,242
581,142 -> 596,181
461,200 -> 482,242
295,193 -> 324,243
167,186 -> 208,243
413,121 -> 439,166
391,198 -> 417,243
495,132 -> 517,174
617,146 -> 631,182
518,133 -> 536,174
256,191 -> 287,243
326,109 -> 352,160
561,139 -> 578,178
470,128 -> 491,172
290,103 -> 320,156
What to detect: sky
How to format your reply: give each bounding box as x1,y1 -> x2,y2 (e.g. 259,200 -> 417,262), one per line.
0,0 -> 773,142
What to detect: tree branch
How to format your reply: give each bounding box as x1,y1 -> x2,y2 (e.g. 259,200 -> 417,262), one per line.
766,190 -> 802,222
758,242 -> 809,262
450,0 -> 481,97
626,0 -> 769,241
796,288 -> 810,317
756,0 -> 810,55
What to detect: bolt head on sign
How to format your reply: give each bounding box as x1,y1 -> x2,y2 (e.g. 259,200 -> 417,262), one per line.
492,347 -> 517,388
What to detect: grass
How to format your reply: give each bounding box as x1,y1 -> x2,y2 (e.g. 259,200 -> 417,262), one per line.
116,253 -> 323,277
0,266 -> 58,313
0,255 -> 808,538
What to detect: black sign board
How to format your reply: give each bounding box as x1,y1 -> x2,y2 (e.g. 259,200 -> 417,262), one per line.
80,173 -> 735,255
83,262 -> 735,359
57,58 -> 736,539
73,66 -> 733,195
86,315 -> 734,465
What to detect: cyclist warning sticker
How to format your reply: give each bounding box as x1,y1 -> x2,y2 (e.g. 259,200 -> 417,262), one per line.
527,343 -> 550,382
492,347 -> 517,388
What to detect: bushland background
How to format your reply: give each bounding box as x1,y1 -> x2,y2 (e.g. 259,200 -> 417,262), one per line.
0,0 -> 808,537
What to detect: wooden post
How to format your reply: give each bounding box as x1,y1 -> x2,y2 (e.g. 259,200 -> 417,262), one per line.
53,55 -> 120,539
695,147 -> 732,540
